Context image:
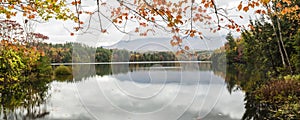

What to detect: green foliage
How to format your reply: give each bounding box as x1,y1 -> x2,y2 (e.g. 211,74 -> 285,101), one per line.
0,49 -> 25,82
54,65 -> 72,76
0,40 -> 52,84
38,42 -> 212,63
225,32 -> 240,64
283,75 -> 300,81
226,32 -> 237,50
96,47 -> 112,62
35,56 -> 53,77
290,31 -> 300,73
130,51 -> 178,62
224,15 -> 300,76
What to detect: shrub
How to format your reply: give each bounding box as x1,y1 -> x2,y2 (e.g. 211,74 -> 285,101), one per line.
54,65 -> 72,76
253,78 -> 300,119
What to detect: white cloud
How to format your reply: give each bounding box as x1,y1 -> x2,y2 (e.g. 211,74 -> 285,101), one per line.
18,0 -> 259,45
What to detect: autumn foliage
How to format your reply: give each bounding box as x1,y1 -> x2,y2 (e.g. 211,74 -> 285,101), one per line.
0,20 -> 50,83
0,0 -> 299,56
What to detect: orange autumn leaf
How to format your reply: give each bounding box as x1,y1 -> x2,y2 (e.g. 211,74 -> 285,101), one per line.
135,27 -> 139,32
184,46 -> 190,50
140,22 -> 147,27
167,22 -> 174,27
238,2 -> 243,11
71,1 -> 76,5
282,0 -> 292,5
41,51 -> 45,56
101,29 -> 107,33
176,15 -> 182,19
243,6 -> 249,12
204,3 -> 209,8
255,10 -> 261,14
276,3 -> 282,8
255,2 -> 260,6
260,0 -> 270,5
190,32 -> 195,37
151,17 -> 155,21
112,19 -> 118,23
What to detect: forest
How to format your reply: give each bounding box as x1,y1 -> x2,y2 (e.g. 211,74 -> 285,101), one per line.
36,42 -> 212,63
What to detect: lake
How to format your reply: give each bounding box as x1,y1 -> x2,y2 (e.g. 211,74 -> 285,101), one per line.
1,63 -> 245,120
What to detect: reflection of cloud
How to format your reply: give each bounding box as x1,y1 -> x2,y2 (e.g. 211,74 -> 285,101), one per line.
46,70 -> 245,120
114,70 -> 225,85
212,90 -> 245,119
46,81 -> 94,120
53,73 -> 243,120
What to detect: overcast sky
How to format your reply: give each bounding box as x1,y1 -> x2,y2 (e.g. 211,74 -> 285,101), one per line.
12,0 -> 257,46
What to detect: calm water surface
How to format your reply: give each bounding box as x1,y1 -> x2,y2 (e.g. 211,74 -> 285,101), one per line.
2,63 -> 245,120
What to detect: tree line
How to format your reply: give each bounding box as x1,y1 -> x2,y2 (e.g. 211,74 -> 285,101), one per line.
36,42 -> 212,63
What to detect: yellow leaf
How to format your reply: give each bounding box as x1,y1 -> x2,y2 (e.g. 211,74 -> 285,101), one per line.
260,0 -> 270,5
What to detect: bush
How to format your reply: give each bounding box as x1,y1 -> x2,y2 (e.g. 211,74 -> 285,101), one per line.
253,79 -> 300,119
54,65 -> 72,76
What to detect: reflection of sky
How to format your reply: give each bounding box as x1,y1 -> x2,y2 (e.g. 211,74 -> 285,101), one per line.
46,69 -> 245,120
114,70 -> 225,85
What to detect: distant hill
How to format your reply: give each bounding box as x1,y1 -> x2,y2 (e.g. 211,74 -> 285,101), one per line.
103,37 -> 225,52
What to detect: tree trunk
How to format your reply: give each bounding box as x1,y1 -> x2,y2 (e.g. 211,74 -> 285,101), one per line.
270,19 -> 286,67
276,17 -> 293,74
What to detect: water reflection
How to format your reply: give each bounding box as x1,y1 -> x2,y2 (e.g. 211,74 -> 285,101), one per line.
72,63 -> 212,82
221,65 -> 300,120
0,77 -> 51,120
70,63 -> 244,120
1,63 -> 246,120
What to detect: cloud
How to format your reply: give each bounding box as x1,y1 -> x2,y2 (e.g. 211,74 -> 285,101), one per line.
25,0 -> 257,45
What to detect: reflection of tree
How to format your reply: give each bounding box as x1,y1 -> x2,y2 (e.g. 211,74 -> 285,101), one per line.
211,57 -> 227,80
70,63 -> 213,82
72,43 -> 96,63
96,64 -> 112,76
217,64 -> 300,120
72,64 -> 96,82
0,77 -> 51,120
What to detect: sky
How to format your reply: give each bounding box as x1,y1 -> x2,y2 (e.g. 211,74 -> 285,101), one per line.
10,0 -> 258,48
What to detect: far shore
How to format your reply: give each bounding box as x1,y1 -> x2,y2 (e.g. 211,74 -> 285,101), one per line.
51,61 -> 212,65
